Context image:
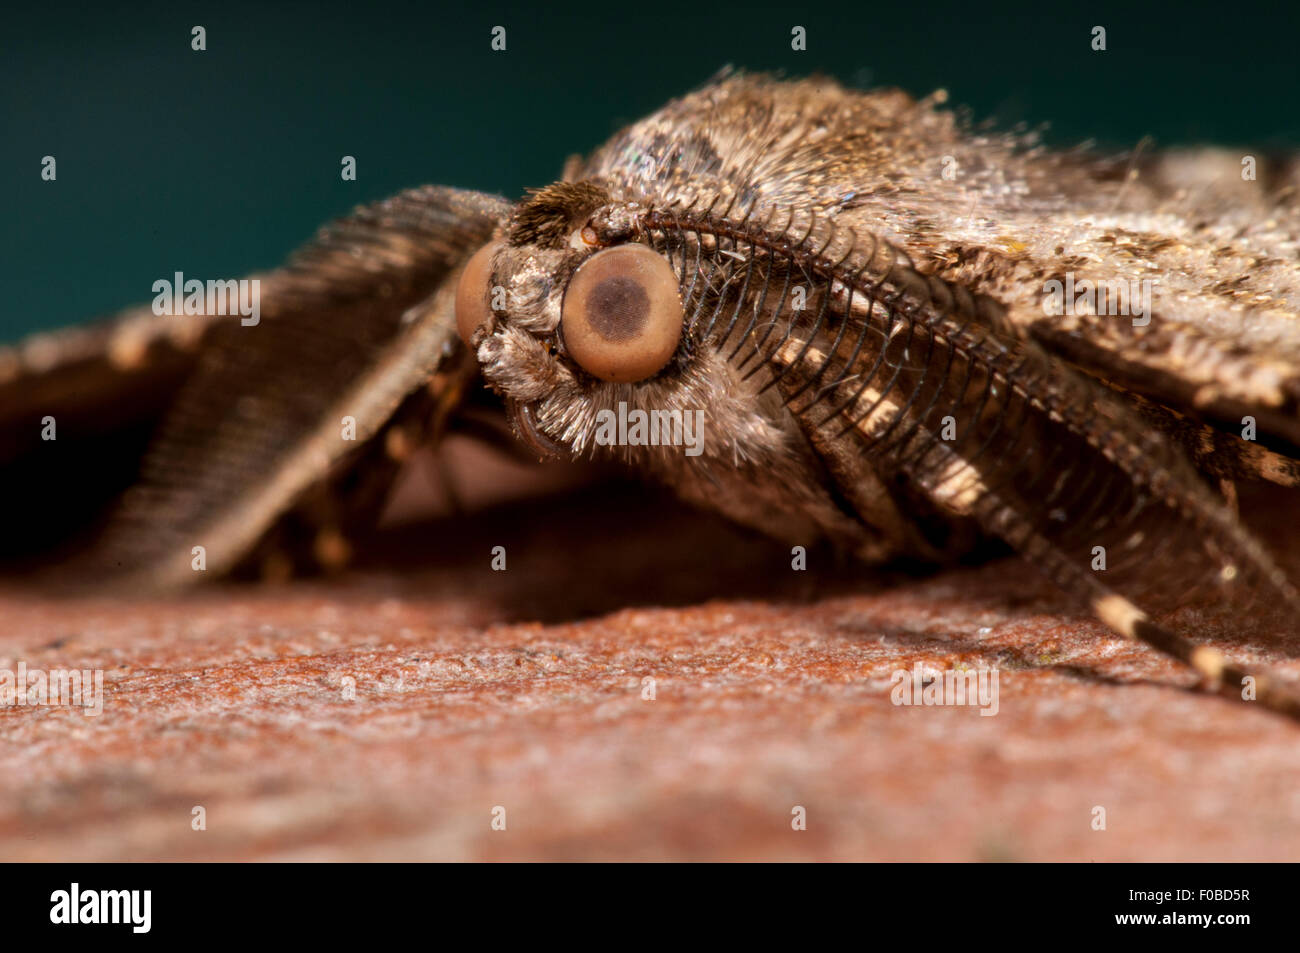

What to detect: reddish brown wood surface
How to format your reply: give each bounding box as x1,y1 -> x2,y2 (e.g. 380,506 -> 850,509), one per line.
2,482 -> 1297,861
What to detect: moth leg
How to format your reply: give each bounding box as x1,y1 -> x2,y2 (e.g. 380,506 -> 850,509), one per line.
1105,384 -> 1300,490
759,240 -> 1300,719
445,404 -> 564,466
237,349 -> 479,580
257,548 -> 295,585
1218,478 -> 1239,517
1094,593 -> 1300,719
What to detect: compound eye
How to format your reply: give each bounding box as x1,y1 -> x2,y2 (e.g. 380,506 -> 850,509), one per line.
455,241 -> 502,345
560,244 -> 683,383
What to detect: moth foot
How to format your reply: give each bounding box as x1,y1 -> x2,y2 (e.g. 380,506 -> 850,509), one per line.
259,550 -> 295,585
313,527 -> 352,573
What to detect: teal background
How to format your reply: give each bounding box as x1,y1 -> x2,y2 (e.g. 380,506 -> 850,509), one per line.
4,0 -> 1299,340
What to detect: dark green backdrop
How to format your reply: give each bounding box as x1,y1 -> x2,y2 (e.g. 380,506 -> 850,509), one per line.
5,0 -> 1299,340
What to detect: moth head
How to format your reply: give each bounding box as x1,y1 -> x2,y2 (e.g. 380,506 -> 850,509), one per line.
455,235 -> 682,385
454,180 -> 703,458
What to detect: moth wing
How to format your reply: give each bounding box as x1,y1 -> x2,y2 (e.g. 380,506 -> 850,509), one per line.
0,305 -> 226,563
586,74 -> 1300,461
30,186 -> 511,589
918,147 -> 1300,466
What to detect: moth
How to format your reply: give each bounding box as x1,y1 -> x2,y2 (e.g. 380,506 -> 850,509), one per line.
4,71 -> 1300,719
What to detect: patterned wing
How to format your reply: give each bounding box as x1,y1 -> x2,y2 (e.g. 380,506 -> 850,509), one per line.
6,186 -> 512,589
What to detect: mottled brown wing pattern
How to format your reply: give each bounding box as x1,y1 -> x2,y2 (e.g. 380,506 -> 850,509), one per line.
584,75 -> 1300,460
5,186 -> 512,589
1019,149 -> 1300,456
0,306 -> 218,564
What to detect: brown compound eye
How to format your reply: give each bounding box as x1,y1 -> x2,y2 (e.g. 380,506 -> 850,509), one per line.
455,241 -> 502,345
560,244 -> 683,383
